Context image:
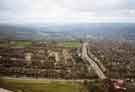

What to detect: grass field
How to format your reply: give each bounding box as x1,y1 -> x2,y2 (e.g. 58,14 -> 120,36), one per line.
0,78 -> 87,92
0,40 -> 32,48
0,44 -> 8,47
11,41 -> 32,48
63,41 -> 81,48
0,40 -> 81,48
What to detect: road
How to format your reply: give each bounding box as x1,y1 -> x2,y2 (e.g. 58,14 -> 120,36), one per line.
81,42 -> 106,80
87,48 -> 106,73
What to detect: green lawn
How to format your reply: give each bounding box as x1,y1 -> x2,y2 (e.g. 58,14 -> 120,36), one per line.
63,41 -> 81,48
0,79 -> 87,92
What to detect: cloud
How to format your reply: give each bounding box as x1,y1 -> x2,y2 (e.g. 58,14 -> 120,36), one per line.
58,0 -> 127,11
0,0 -> 134,23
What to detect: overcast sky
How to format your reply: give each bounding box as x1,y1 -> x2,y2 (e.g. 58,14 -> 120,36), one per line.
0,0 -> 135,23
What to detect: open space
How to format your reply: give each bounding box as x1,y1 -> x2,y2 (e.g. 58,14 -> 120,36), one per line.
63,41 -> 81,48
0,78 -> 87,92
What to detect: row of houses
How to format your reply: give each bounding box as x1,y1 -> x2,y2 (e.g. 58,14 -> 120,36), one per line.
0,42 -> 96,79
88,41 -> 135,80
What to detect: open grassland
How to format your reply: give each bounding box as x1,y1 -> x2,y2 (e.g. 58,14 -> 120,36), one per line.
0,44 -> 8,47
63,41 -> 81,48
11,41 -> 32,48
0,40 -> 81,48
0,78 -> 87,92
0,40 -> 32,48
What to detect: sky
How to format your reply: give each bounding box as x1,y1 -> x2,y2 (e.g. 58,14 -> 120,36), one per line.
0,0 -> 135,23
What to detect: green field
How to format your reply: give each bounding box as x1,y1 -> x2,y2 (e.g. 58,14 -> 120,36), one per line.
63,41 -> 81,48
0,78 -> 87,92
0,44 -> 8,47
0,40 -> 32,48
0,40 -> 81,48
11,41 -> 32,47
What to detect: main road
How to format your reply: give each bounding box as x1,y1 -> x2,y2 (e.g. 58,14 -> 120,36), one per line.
81,42 -> 106,80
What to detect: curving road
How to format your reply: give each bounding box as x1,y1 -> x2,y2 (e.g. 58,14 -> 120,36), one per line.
81,42 -> 106,80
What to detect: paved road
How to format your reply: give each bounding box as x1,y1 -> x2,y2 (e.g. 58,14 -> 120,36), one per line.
87,48 -> 106,73
81,42 -> 106,80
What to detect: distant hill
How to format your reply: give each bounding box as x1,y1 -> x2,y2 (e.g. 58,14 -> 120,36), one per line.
0,23 -> 135,41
